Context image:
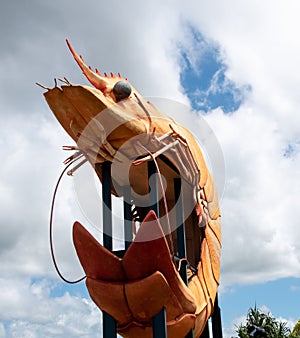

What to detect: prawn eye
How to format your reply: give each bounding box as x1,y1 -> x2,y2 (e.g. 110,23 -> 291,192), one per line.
113,81 -> 132,102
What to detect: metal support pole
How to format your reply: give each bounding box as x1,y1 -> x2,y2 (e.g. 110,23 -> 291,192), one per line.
200,322 -> 210,338
148,160 -> 159,215
174,178 -> 194,338
211,294 -> 223,338
174,178 -> 188,284
103,312 -> 117,338
123,185 -> 132,250
102,162 -> 113,251
148,161 -> 168,338
152,307 -> 167,338
102,162 -> 117,338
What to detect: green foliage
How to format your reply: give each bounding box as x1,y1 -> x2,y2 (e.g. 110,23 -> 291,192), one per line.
290,320 -> 300,338
236,306 -> 291,338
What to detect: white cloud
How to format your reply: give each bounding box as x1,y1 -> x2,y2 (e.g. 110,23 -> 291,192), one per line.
0,278 -> 100,337
290,284 -> 300,293
184,0 -> 300,133
186,1 -> 300,284
205,105 -> 300,284
224,314 -> 246,338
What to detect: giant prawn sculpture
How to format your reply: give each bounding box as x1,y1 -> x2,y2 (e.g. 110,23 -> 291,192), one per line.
41,40 -> 221,338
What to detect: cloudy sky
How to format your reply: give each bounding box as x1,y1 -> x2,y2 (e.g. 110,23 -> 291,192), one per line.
1,0 -> 300,337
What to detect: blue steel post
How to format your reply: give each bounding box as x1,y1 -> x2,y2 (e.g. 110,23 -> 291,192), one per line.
102,162 -> 117,337
148,160 -> 167,338
174,178 -> 194,338
174,178 -> 188,284
123,185 -> 132,250
211,294 -> 223,338
102,162 -> 113,251
201,323 -> 210,338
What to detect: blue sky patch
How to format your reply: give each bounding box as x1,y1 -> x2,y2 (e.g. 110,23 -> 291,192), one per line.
220,277 -> 300,331
283,141 -> 300,158
49,279 -> 89,298
179,28 -> 250,113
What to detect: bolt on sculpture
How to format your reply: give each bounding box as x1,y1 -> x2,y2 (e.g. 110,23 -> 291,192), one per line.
40,40 -> 221,338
